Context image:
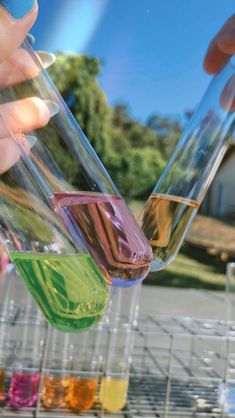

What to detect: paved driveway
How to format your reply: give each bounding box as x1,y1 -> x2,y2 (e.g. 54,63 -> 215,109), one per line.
140,285 -> 228,320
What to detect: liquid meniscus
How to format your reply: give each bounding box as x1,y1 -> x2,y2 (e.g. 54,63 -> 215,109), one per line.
53,192 -> 152,287
99,377 -> 129,413
139,193 -> 200,271
9,252 -> 109,332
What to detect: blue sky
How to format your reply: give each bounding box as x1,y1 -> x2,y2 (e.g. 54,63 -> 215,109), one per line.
32,0 -> 235,122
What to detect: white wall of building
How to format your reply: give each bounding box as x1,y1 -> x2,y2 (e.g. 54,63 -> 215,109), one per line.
202,152 -> 235,218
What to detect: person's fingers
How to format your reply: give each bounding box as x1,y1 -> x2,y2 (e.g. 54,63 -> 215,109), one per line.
0,48 -> 56,88
204,38 -> 230,74
0,0 -> 38,63
204,15 -> 235,73
0,137 -> 22,174
0,97 -> 59,138
0,134 -> 36,174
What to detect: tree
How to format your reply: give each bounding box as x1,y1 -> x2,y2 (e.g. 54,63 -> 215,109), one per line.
48,55 -> 169,198
13,52 -> 180,200
147,113 -> 182,159
49,54 -> 113,159
114,147 -> 166,200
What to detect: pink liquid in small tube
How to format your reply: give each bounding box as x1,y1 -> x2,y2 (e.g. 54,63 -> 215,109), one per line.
7,371 -> 39,408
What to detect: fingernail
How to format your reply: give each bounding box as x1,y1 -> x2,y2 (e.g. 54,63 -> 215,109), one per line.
44,100 -> 60,117
25,135 -> 37,148
26,33 -> 35,44
0,0 -> 35,19
37,51 -> 56,69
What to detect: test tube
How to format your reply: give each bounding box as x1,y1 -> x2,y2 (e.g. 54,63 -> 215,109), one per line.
99,285 -> 140,413
0,115 -> 109,332
138,60 -> 235,271
68,329 -> 100,412
7,297 -> 42,408
0,39 -> 152,287
41,329 -> 73,409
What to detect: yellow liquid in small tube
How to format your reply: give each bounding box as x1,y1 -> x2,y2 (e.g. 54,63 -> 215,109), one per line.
99,376 -> 129,412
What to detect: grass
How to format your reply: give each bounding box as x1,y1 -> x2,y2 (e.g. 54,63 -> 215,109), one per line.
145,244 -> 226,290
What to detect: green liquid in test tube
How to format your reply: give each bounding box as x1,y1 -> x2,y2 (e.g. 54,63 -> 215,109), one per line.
0,115 -> 109,332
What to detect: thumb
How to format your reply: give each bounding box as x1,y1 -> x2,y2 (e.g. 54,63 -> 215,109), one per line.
0,0 -> 38,62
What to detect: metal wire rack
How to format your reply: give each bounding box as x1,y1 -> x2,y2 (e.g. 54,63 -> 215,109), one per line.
1,306 -> 235,417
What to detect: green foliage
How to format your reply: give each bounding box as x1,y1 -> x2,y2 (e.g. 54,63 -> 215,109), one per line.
111,147 -> 165,200
48,54 -> 112,159
147,113 -> 182,159
46,53 -> 182,200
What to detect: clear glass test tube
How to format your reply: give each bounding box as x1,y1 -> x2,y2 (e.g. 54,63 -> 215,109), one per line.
41,328 -> 73,409
99,285 -> 140,413
7,297 -> 42,409
0,270 -> 24,406
0,115 -> 109,332
226,262 -> 235,323
0,312 -> 9,405
0,39 -> 152,288
68,329 -> 101,412
138,60 -> 235,271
